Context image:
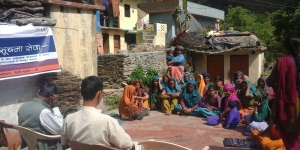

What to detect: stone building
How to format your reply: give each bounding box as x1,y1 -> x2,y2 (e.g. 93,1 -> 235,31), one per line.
0,0 -> 105,124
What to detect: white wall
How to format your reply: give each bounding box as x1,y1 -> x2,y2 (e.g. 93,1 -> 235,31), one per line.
0,75 -> 43,124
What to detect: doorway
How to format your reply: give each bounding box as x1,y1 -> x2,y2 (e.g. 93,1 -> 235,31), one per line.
230,55 -> 249,82
113,35 -> 120,54
102,33 -> 109,54
207,55 -> 224,83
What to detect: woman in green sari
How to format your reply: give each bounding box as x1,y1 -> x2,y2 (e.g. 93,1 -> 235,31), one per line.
148,76 -> 163,110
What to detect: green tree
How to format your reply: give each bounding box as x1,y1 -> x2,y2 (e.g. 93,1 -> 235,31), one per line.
222,6 -> 277,62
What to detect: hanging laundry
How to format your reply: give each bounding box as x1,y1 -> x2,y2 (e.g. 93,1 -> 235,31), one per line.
112,0 -> 120,17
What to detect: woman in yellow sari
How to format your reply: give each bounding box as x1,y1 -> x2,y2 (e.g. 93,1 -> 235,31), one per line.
195,74 -> 205,97
160,78 -> 181,115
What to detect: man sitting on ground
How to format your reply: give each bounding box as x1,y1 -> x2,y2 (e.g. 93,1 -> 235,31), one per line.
61,76 -> 139,150
18,83 -> 63,150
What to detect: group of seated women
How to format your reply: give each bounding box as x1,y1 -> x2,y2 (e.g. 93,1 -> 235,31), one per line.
117,70 -> 285,149
118,71 -> 273,128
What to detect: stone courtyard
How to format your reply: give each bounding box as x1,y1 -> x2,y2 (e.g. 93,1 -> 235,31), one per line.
117,111 -> 258,150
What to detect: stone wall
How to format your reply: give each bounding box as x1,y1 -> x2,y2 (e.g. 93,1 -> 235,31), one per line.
98,51 -> 166,89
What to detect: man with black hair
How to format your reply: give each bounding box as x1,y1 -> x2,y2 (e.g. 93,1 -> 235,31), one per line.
18,83 -> 63,150
61,76 -> 138,150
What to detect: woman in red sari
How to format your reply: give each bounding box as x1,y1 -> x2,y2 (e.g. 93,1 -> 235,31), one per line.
131,80 -> 150,110
266,37 -> 300,150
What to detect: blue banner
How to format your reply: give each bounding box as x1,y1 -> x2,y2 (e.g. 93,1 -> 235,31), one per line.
0,36 -> 56,57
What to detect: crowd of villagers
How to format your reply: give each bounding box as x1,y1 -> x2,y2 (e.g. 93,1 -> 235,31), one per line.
118,38 -> 300,150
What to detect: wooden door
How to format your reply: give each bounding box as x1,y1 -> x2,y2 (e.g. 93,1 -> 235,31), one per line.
113,35 -> 120,54
102,33 -> 109,54
207,55 -> 224,83
230,55 -> 249,82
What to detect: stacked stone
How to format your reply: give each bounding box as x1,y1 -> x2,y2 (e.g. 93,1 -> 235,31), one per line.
98,54 -> 127,89
38,70 -> 82,118
0,0 -> 56,26
0,0 -> 43,21
177,31 -> 206,49
98,51 -> 166,89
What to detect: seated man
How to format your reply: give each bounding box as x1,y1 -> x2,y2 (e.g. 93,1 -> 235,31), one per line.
18,83 -> 63,150
61,76 -> 138,150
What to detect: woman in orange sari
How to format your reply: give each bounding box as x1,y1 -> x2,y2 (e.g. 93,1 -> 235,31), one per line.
118,85 -> 149,120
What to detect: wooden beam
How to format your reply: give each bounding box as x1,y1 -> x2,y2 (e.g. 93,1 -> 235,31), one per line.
41,0 -> 106,11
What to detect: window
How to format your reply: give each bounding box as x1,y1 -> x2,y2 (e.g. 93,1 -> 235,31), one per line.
124,4 -> 130,17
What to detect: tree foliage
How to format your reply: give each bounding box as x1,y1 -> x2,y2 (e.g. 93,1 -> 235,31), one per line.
222,6 -> 277,62
222,5 -> 300,63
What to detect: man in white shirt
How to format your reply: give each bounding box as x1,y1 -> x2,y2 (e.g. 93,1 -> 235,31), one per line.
61,76 -> 136,150
18,83 -> 63,150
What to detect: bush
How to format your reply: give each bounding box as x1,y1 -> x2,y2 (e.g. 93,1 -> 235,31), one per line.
105,95 -> 121,110
127,66 -> 158,87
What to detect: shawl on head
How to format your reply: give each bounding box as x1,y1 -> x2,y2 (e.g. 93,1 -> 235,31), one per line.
160,74 -> 170,90
259,76 -> 273,93
181,72 -> 191,86
181,80 -> 201,107
277,56 -> 297,123
131,79 -> 144,97
224,83 -> 240,108
233,71 -> 244,85
197,74 -> 205,97
165,78 -> 182,93
208,82 -> 215,87
149,76 -> 160,94
242,80 -> 257,94
253,87 -> 269,105
202,72 -> 210,78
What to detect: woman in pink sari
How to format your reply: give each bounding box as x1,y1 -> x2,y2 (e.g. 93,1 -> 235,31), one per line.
266,37 -> 300,150
215,83 -> 240,128
168,46 -> 184,82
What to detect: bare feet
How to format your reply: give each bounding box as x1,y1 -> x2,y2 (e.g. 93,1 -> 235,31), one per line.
165,112 -> 171,115
177,112 -> 183,115
214,124 -> 223,128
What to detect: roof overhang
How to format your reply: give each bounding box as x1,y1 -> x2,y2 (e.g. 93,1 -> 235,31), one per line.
186,46 -> 267,54
41,0 -> 106,11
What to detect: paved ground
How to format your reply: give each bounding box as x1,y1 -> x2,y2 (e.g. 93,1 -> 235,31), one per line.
121,111 -> 258,150
1,110 -> 258,150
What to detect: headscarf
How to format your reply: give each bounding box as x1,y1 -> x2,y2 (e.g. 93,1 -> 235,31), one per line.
181,72 -> 191,86
131,79 -> 144,97
197,74 -> 205,97
242,80 -> 256,94
121,85 -> 136,105
202,72 -> 210,78
160,74 -> 170,90
165,78 -> 182,93
181,80 -> 201,107
259,76 -> 273,93
149,76 -> 159,95
253,87 -> 269,105
233,71 -> 244,85
208,82 -> 215,87
224,83 -> 240,108
131,79 -> 144,88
